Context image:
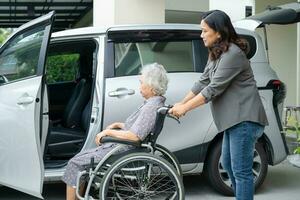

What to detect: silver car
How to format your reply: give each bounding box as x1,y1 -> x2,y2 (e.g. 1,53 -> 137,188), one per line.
0,10 -> 291,198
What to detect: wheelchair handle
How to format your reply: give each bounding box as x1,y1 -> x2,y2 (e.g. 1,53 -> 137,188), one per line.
167,114 -> 180,124
158,105 -> 180,124
157,105 -> 171,115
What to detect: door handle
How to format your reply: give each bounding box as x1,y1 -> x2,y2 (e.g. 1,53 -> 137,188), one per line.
108,88 -> 135,97
17,96 -> 34,105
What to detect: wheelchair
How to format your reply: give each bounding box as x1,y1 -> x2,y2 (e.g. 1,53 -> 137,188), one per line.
75,106 -> 184,200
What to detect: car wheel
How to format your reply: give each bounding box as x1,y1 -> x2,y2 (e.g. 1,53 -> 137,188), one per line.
204,140 -> 268,196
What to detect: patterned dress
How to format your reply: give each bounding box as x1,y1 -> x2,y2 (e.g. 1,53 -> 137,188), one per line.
62,96 -> 165,187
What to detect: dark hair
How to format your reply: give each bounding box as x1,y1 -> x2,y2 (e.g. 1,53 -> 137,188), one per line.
202,10 -> 249,60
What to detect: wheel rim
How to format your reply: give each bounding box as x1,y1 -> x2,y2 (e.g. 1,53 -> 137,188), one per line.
103,158 -> 180,199
218,149 -> 262,188
154,145 -> 182,176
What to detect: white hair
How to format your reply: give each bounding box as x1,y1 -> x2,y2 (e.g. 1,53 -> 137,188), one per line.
140,63 -> 168,96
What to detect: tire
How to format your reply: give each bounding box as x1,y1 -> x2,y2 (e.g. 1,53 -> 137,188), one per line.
204,140 -> 268,196
154,144 -> 183,177
99,153 -> 185,200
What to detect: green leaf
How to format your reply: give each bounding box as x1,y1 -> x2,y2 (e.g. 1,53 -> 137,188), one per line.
294,147 -> 300,154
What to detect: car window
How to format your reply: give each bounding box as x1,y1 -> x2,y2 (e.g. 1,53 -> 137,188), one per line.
46,53 -> 80,83
114,41 -> 197,76
239,34 -> 256,59
0,27 -> 44,84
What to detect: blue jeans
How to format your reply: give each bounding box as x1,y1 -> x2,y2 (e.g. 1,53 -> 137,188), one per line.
221,121 -> 264,200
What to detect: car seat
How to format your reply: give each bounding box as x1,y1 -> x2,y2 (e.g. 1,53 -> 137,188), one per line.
46,99 -> 92,158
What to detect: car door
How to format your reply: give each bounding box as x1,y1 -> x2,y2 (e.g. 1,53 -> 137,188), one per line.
0,11 -> 54,198
103,32 -> 213,168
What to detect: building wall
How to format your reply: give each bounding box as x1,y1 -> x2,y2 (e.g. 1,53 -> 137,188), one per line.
256,0 -> 298,106
165,0 -> 208,24
210,0 -> 255,21
93,0 -> 115,26
115,0 -> 165,24
93,0 -> 164,26
165,0 -> 208,12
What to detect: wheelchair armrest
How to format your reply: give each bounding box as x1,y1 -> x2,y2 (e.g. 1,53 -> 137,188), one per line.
100,136 -> 141,147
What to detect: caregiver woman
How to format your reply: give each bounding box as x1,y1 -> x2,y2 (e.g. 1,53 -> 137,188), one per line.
169,10 -> 268,200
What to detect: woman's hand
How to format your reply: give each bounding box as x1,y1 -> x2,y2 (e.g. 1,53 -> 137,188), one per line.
169,103 -> 187,118
169,93 -> 206,118
95,130 -> 107,146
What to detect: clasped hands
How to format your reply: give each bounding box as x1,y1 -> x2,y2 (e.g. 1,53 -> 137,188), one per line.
168,102 -> 188,118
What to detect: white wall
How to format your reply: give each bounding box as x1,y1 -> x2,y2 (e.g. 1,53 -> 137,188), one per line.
94,0 -> 115,26
94,0 -> 164,26
210,0 -> 255,21
256,0 -> 298,106
165,0 -> 208,24
115,0 -> 165,24
165,0 -> 209,12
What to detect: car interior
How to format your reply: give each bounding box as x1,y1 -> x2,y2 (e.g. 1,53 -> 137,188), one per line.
43,39 -> 97,168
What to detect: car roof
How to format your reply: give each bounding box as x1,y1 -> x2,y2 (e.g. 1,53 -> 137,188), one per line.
51,23 -> 253,40
51,24 -> 202,38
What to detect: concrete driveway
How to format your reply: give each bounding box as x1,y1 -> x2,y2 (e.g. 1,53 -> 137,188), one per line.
0,159 -> 299,200
184,159 -> 300,200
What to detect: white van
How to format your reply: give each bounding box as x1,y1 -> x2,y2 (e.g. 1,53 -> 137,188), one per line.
0,7 -> 293,198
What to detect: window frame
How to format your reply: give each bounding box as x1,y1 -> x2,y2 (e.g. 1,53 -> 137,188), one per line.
115,40 -> 204,76
107,30 -> 203,77
0,22 -> 51,86
45,38 -> 99,84
105,30 -> 257,78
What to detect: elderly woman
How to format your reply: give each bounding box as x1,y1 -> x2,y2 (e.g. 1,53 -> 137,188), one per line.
62,62 -> 168,200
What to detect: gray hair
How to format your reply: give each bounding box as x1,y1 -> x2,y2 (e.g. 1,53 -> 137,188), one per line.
140,63 -> 168,96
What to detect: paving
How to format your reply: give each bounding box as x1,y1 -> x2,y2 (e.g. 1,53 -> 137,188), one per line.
0,159 -> 299,200
184,159 -> 300,200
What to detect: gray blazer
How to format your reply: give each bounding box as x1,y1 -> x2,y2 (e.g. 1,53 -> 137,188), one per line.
191,43 -> 268,132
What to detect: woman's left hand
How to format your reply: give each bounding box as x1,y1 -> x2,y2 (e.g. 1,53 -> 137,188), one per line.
95,131 -> 107,146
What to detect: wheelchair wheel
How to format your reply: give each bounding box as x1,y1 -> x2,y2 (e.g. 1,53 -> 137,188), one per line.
99,153 -> 184,200
154,144 -> 182,177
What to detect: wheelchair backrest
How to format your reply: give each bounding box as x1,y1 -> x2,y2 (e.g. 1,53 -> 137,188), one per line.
146,106 -> 169,145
